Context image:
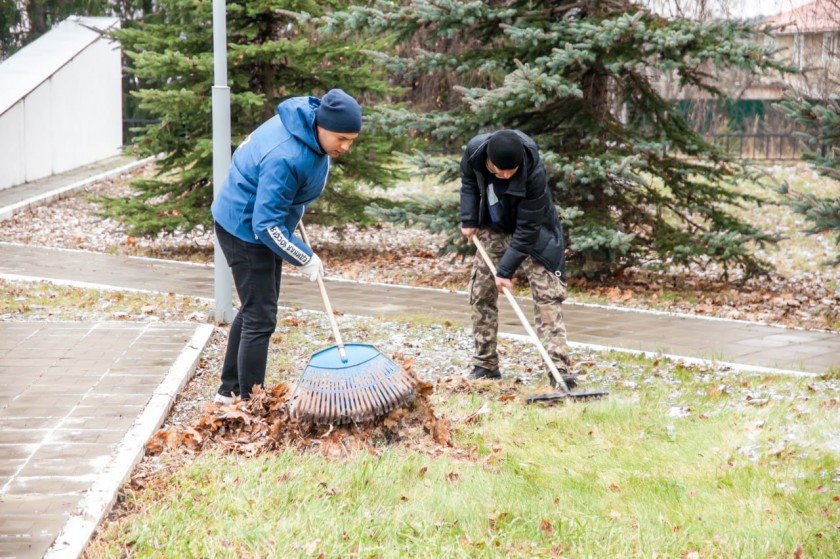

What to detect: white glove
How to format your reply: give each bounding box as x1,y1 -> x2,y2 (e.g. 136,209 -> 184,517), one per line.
298,253 -> 324,282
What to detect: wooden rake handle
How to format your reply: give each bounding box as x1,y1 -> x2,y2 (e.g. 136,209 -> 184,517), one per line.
472,236 -> 570,393
297,221 -> 348,363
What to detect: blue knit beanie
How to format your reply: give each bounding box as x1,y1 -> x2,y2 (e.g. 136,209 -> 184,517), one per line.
315,89 -> 362,133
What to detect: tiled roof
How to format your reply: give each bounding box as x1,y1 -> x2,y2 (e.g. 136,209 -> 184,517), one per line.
766,0 -> 840,34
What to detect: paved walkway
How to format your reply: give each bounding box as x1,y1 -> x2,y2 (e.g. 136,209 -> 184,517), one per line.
1,243 -> 837,374
0,155 -> 146,222
0,321 -> 210,559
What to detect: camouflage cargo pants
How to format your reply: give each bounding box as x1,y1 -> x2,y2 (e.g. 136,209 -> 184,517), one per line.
469,228 -> 570,372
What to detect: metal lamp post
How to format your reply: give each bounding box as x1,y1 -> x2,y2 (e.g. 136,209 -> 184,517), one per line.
212,0 -> 234,323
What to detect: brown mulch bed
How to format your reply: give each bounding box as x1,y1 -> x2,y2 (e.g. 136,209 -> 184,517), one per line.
317,241 -> 839,331
566,267 -> 840,331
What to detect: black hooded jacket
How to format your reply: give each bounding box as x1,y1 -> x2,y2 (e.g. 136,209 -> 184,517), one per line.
460,130 -> 566,280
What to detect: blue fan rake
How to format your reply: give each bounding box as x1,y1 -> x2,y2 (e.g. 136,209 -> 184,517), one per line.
287,223 -> 416,424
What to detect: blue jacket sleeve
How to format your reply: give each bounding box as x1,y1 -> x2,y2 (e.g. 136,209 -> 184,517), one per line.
252,156 -> 313,266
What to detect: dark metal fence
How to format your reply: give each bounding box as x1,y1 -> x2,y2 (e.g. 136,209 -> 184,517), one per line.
122,120 -> 807,163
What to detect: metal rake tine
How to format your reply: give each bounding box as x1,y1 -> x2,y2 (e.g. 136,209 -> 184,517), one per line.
347,388 -> 359,423
341,377 -> 354,423
324,384 -> 332,420
340,380 -> 355,423
330,378 -> 340,424
360,374 -> 384,420
331,377 -> 342,424
350,386 -> 366,423
354,376 -> 374,422
297,383 -> 310,421
329,378 -> 339,424
318,379 -> 330,424
370,367 -> 398,413
381,369 -> 408,410
371,369 -> 396,416
334,378 -> 344,423
378,361 -> 408,406
348,381 -> 363,423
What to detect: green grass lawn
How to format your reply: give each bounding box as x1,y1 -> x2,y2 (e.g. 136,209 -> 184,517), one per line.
85,323 -> 838,558
2,280 -> 836,557
0,279 -> 213,321
85,365 -> 838,558
725,164 -> 839,277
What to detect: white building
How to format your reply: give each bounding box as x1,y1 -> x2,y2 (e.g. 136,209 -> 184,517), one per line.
0,16 -> 122,190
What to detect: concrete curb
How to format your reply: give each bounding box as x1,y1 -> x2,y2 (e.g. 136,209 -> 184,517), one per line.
43,323 -> 215,559
0,156 -> 156,222
498,332 -> 820,378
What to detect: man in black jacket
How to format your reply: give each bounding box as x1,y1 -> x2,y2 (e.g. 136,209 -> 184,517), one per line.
460,129 -> 574,386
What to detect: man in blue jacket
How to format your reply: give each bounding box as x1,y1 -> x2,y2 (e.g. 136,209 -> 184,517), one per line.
211,89 -> 362,403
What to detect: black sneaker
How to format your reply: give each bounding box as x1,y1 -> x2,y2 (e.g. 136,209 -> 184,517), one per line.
548,371 -> 578,390
468,365 -> 502,380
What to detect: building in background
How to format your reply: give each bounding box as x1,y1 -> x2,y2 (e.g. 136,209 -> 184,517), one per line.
766,0 -> 840,98
650,0 -> 839,160
0,16 -> 122,190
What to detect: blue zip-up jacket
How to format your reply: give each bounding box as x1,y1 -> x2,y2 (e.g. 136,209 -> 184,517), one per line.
211,96 -> 330,266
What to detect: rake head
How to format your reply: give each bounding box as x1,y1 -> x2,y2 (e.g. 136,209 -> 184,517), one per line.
288,344 -> 416,425
525,390 -> 610,404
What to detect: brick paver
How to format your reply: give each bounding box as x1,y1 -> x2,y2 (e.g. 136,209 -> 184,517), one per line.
0,321 -> 200,559
1,243 -> 837,374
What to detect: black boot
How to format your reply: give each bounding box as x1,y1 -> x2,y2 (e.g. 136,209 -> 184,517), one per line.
548,370 -> 578,390
468,365 -> 502,380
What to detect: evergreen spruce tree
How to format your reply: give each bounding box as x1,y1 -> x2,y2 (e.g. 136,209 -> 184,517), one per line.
0,1 -> 152,60
106,0 -> 407,235
327,0 -> 784,278
777,96 -> 840,265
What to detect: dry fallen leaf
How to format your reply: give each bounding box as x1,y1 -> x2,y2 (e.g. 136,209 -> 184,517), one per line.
539,519 -> 554,536
820,398 -> 838,410
462,403 -> 490,424
488,512 -> 509,530
432,417 -> 453,446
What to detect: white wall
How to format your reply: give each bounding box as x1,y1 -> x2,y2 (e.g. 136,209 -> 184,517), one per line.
0,19 -> 122,190
0,103 -> 26,187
